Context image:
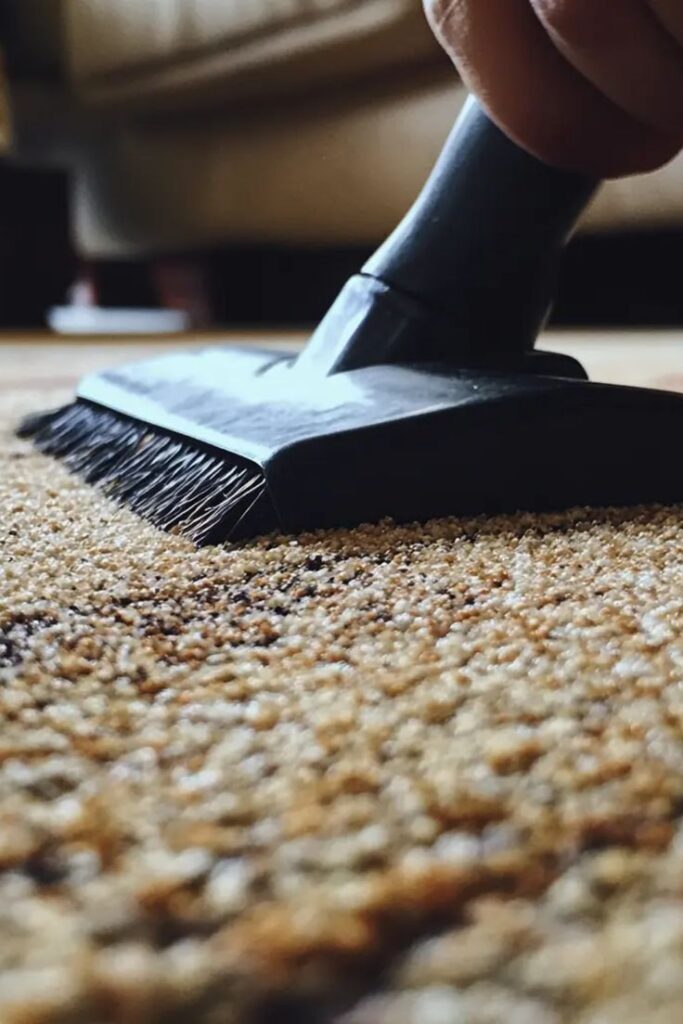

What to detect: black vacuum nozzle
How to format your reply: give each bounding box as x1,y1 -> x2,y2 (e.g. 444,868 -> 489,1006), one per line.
19,99 -> 683,543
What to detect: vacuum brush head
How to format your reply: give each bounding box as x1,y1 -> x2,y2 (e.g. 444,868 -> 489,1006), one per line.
18,100 -> 683,544
19,344 -> 683,545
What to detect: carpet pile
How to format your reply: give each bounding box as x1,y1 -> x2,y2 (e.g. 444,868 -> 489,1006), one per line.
2,391 -> 683,1023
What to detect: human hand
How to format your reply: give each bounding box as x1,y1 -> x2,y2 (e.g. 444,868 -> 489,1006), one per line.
425,0 -> 683,176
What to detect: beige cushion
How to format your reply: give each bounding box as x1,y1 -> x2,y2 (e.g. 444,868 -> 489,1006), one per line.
72,71 -> 463,255
585,158 -> 683,231
64,0 -> 440,108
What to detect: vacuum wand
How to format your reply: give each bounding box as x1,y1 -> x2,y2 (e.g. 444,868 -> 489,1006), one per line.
299,97 -> 598,376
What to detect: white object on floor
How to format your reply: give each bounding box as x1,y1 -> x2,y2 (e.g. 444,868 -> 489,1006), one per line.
48,307 -> 189,335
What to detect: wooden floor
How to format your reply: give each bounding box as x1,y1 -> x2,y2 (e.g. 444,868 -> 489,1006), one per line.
2,330 -> 683,393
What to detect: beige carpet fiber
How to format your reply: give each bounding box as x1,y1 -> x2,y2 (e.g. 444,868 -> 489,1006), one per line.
2,389 -> 683,1024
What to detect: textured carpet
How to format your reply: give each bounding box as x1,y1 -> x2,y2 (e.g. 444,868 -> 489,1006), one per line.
3,389 -> 683,1024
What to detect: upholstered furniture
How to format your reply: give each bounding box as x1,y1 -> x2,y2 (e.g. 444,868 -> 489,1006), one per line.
4,0 -> 683,257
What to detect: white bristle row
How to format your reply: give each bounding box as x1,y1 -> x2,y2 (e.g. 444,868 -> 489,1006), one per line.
19,403 -> 266,544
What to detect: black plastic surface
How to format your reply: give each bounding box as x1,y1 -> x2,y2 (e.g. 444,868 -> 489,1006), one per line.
79,347 -> 683,539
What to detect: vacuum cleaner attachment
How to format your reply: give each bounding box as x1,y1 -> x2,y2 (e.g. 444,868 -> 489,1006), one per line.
20,99 -> 683,544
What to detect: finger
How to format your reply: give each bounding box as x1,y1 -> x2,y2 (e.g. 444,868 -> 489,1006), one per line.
529,0 -> 683,134
425,0 -> 681,176
647,0 -> 683,45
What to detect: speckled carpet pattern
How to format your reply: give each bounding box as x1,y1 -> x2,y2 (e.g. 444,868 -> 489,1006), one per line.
3,389 -> 683,1024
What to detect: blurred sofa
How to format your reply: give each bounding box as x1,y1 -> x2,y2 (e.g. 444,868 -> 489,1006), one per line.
4,0 -> 683,259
